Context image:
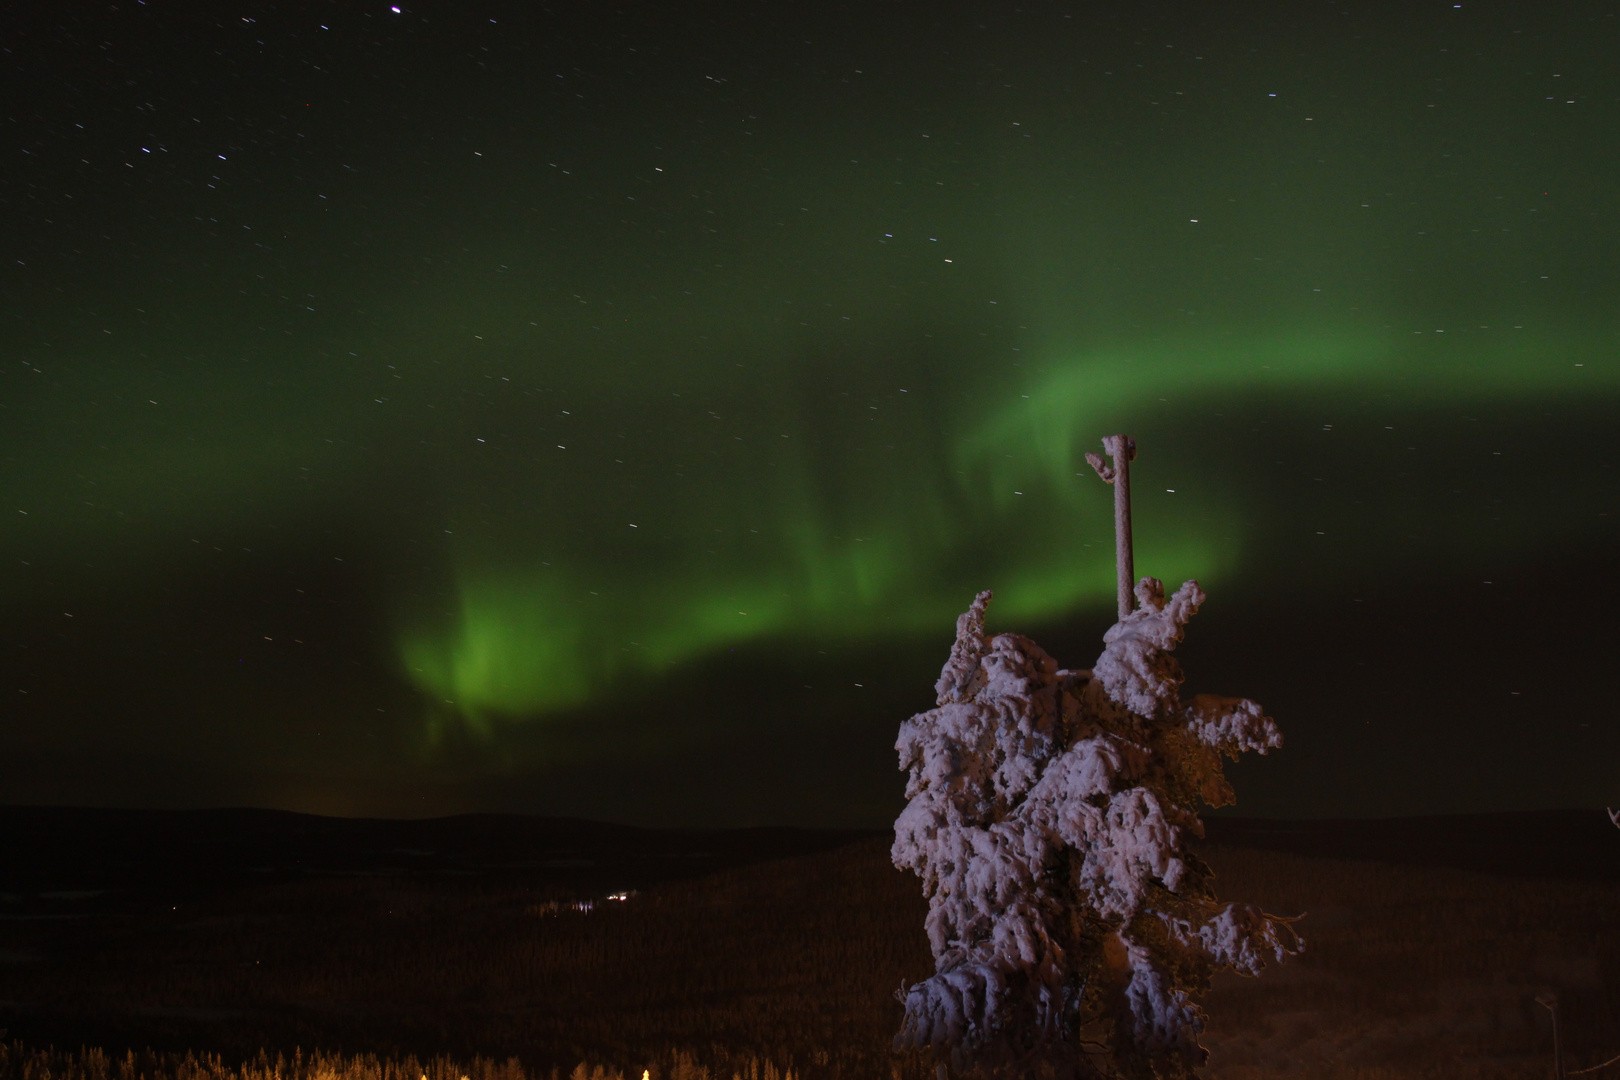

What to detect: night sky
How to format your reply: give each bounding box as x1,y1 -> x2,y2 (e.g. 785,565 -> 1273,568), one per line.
3,0 -> 1617,826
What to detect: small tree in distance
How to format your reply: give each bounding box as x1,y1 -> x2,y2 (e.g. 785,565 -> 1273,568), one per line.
891,577 -> 1300,1079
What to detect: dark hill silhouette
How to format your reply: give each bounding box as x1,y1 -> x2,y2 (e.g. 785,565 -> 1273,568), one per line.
1202,808 -> 1620,882
0,805 -> 882,914
6,806 -> 1619,909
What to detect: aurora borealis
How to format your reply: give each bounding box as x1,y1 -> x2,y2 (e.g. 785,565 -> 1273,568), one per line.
2,0 -> 1617,824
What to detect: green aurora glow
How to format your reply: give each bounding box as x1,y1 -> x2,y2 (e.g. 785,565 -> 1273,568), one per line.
394,323 -> 1617,723
2,0 -> 1618,816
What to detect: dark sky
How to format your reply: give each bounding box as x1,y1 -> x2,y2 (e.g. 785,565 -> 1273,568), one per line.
2,0 -> 1617,826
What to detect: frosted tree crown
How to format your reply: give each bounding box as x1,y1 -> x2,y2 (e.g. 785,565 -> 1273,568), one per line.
892,580 -> 1298,1079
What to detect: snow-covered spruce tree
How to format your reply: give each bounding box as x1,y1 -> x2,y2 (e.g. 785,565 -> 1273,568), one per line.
892,579 -> 1299,1080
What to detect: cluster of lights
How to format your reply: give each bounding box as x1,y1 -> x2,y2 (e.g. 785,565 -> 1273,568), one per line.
529,890 -> 636,917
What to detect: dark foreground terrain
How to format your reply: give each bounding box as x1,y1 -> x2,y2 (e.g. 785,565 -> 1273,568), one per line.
3,807 -> 1620,1080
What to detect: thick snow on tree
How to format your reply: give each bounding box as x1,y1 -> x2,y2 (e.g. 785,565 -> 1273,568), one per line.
892,579 -> 1299,1079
